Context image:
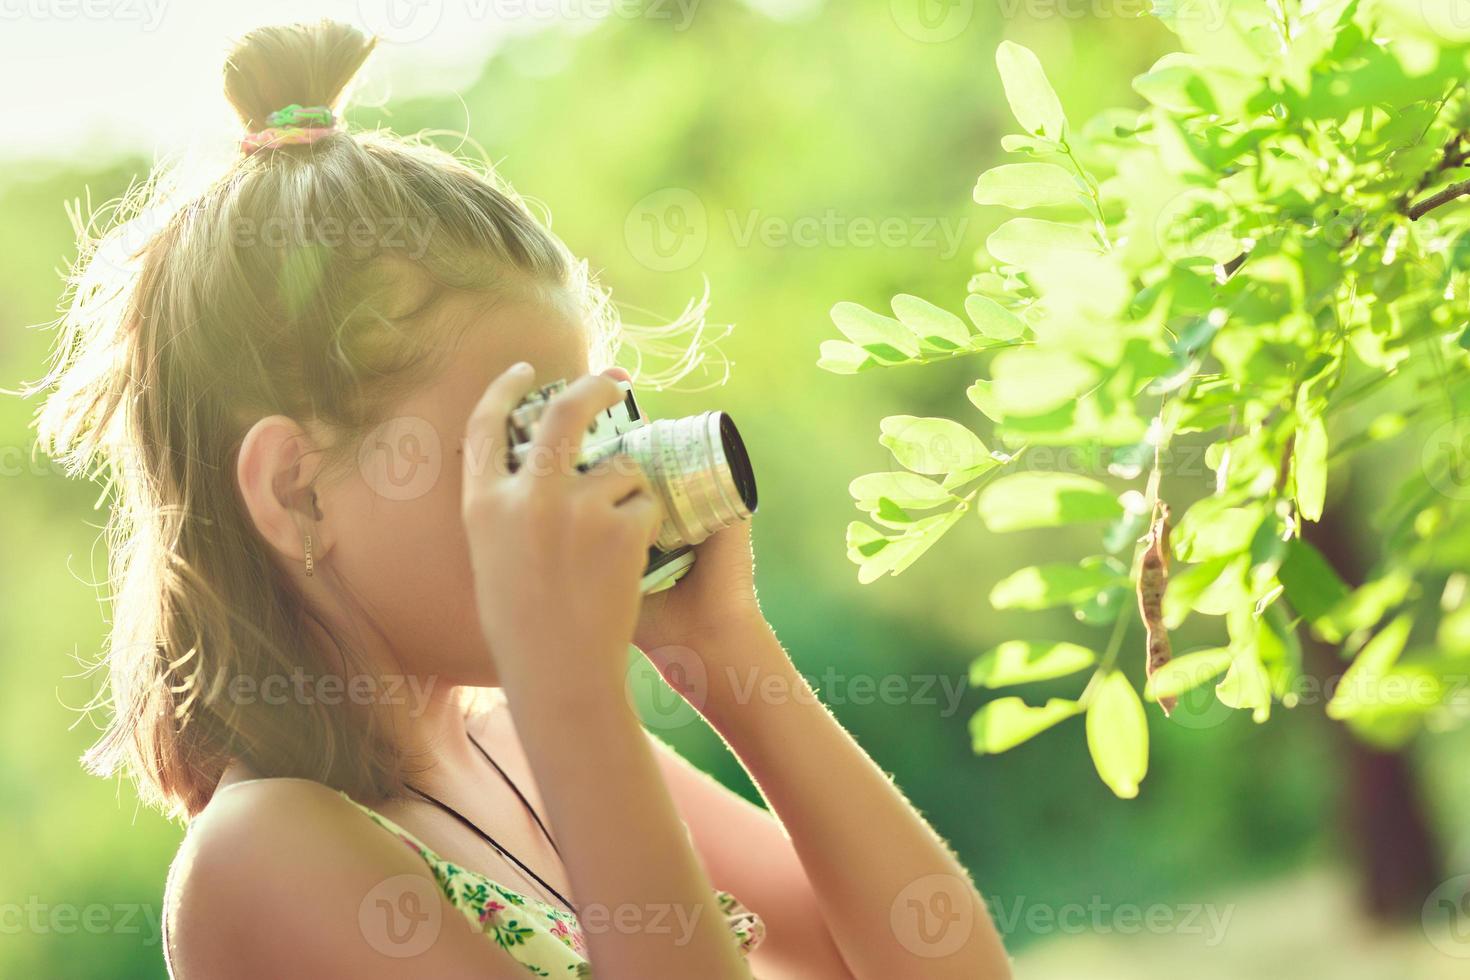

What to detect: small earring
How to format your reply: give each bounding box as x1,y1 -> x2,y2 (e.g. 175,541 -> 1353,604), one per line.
304,534 -> 315,577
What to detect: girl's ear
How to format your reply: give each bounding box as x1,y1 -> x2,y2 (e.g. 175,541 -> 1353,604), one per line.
236,415 -> 331,572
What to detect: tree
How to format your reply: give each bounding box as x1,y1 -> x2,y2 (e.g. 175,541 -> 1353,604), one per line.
822,0 -> 1470,822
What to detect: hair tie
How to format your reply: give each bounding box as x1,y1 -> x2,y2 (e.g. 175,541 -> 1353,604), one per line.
240,104 -> 340,155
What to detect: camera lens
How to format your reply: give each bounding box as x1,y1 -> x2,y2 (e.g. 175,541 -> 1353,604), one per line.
620,410 -> 758,551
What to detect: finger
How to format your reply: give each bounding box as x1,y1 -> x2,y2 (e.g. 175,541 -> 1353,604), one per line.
616,491 -> 664,548
464,361 -> 538,487
601,366 -> 633,383
530,373 -> 625,479
579,454 -> 655,506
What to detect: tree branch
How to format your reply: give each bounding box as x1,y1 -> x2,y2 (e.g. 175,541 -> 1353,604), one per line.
1406,177 -> 1470,220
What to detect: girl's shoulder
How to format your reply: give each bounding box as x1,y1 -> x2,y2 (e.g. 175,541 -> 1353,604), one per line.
164,777 -> 441,976
170,775 -> 403,888
174,776 -> 374,876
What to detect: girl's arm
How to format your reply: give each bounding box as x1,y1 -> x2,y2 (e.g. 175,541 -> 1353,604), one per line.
635,523 -> 1011,980
646,731 -> 855,980
686,621 -> 1011,980
463,368 -> 752,979
498,675 -> 754,978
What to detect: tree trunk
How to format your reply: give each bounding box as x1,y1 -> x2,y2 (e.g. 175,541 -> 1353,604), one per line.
1303,513 -> 1441,922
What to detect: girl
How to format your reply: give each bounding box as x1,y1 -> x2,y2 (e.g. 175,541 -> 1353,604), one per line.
33,19 -> 1010,980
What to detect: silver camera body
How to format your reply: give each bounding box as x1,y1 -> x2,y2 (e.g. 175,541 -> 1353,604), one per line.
505,378 -> 758,593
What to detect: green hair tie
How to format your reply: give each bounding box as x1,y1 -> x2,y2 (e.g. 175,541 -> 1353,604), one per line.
265,104 -> 336,128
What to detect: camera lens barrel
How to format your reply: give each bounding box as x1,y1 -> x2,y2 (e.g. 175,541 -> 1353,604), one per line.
504,380 -> 757,554
621,411 -> 758,552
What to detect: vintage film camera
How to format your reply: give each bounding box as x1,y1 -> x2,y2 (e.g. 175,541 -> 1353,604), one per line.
505,378 -> 758,593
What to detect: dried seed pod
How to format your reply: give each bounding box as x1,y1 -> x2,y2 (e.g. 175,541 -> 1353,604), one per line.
1137,501 -> 1174,716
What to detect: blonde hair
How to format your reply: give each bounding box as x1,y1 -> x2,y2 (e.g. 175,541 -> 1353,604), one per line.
28,20 -> 717,819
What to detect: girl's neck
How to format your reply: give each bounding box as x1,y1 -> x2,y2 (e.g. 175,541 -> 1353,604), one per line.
390,683 -> 507,796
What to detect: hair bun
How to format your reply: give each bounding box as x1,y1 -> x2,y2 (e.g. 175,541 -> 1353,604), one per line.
223,20 -> 376,132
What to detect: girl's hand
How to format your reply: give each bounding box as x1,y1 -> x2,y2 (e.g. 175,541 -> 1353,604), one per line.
462,364 -> 662,696
633,519 -> 766,655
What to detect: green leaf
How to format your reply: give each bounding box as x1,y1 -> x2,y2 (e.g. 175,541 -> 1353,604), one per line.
854,508 -> 967,583
940,460 -> 999,492
1327,614 -> 1414,720
890,294 -> 970,349
830,302 -> 919,361
992,348 -> 1099,414
1316,569 -> 1413,643
1074,584 -> 1129,626
845,521 -> 887,561
1216,648 -> 1272,723
995,41 -> 1067,141
978,472 -> 1122,532
971,697 -> 1081,754
879,416 -> 989,474
1278,539 -> 1350,622
1144,647 -> 1233,701
970,641 -> 1097,689
1440,605 -> 1470,653
1132,53 -> 1225,114
1173,502 -> 1263,562
817,340 -> 878,374
1162,556 -> 1232,628
849,471 -> 955,511
875,496 -> 916,526
1295,415 -> 1328,522
966,379 -> 1003,419
973,163 -> 1082,209
963,294 -> 1027,341
987,218 -> 1101,267
1086,673 -> 1149,799
989,562 -> 1127,610
1000,133 -> 1063,155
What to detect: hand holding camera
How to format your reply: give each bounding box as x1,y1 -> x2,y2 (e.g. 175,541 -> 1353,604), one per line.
461,364 -> 757,698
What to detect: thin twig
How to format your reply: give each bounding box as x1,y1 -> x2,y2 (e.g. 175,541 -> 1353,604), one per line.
1407,177 -> 1470,220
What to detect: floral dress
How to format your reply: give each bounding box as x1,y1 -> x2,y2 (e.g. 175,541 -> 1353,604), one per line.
347,795 -> 765,977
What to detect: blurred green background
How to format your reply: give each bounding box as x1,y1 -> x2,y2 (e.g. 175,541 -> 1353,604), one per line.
2,1 -> 1468,977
